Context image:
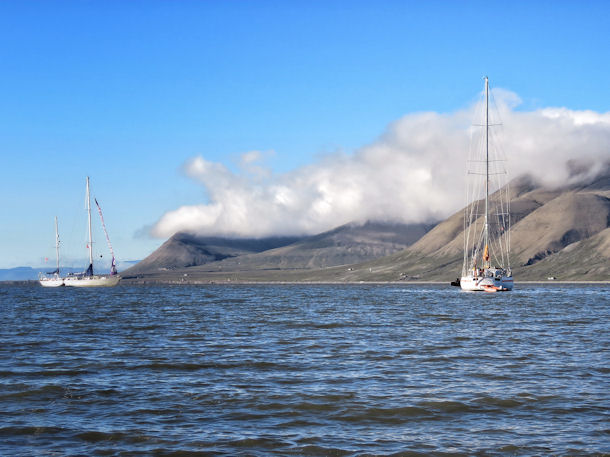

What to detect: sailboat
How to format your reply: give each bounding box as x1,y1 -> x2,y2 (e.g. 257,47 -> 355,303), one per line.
39,216 -> 64,287
64,177 -> 120,287
459,77 -> 513,292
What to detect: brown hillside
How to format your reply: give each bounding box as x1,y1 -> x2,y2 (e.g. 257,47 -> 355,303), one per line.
511,192 -> 610,265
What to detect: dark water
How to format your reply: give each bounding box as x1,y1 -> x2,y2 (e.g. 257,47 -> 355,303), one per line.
1,284 -> 608,457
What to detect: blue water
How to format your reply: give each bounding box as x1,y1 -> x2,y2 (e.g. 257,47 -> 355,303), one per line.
1,283 -> 608,456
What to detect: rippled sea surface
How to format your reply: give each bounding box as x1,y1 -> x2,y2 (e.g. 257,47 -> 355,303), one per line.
1,284 -> 608,456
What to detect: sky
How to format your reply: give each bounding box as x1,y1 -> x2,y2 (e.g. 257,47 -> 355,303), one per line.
1,0 -> 609,269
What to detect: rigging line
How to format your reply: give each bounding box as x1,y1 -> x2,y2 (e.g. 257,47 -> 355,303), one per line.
497,229 -> 505,266
506,181 -> 510,268
464,209 -> 473,261
488,83 -> 506,128
491,194 -> 504,264
494,170 -> 509,266
94,198 -> 116,263
463,198 -> 469,275
501,230 -> 508,267
465,198 -> 480,271
500,193 -> 510,266
493,224 -> 505,268
463,174 -> 475,273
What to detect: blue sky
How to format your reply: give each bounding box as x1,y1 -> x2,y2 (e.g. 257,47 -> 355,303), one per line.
1,0 -> 609,269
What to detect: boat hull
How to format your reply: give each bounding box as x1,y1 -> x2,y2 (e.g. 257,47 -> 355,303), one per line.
39,277 -> 64,287
460,275 -> 513,292
64,275 -> 120,287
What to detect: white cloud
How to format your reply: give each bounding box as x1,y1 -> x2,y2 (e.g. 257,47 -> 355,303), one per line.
151,91 -> 610,239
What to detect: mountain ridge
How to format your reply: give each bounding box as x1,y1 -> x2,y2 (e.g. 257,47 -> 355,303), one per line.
122,221 -> 436,278
122,170 -> 610,283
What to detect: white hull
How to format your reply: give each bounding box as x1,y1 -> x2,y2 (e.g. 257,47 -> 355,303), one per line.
64,275 -> 120,287
460,275 -> 513,292
39,277 -> 64,287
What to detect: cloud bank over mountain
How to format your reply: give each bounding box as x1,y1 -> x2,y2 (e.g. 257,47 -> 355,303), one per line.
151,90 -> 610,239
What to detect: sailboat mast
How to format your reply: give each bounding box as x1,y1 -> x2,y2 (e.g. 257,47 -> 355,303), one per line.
484,76 -> 489,267
86,176 -> 93,269
54,216 -> 60,273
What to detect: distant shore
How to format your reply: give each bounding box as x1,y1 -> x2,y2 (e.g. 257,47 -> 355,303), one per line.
123,279 -> 610,284
3,279 -> 608,286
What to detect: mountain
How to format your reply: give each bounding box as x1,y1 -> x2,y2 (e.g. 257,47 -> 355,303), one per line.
315,172 -> 610,282
0,267 -> 40,281
122,233 -> 303,276
122,171 -> 610,283
197,221 -> 435,270
123,221 -> 435,280
0,267 -> 86,281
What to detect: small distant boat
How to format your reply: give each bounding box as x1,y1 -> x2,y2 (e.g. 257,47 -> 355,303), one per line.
64,177 -> 120,288
39,216 -> 64,287
460,77 -> 513,292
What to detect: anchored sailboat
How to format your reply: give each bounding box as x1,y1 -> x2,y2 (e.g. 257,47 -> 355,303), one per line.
39,216 -> 64,287
64,177 -> 120,287
459,77 -> 513,292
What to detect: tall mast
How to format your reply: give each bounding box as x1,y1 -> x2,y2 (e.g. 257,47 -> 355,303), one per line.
484,76 -> 489,268
54,216 -> 60,273
86,176 -> 93,271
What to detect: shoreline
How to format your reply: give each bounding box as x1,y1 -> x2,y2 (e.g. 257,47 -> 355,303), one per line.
3,279 -> 609,286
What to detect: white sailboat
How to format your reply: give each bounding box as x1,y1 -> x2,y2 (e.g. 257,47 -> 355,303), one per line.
64,177 -> 120,287
39,216 -> 64,287
459,77 -> 513,292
